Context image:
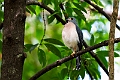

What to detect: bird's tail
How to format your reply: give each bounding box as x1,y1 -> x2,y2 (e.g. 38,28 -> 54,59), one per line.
76,56 -> 81,70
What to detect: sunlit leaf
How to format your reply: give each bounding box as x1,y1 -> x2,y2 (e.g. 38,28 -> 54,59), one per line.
44,38 -> 64,46
35,6 -> 42,15
73,2 -> 87,13
44,43 -> 61,58
38,48 -> 46,67
24,43 -> 38,53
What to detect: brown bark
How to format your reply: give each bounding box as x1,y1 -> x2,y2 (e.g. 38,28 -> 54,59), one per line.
1,0 -> 26,80
109,0 -> 119,80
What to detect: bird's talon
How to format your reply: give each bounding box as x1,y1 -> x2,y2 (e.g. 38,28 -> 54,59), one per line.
71,52 -> 75,57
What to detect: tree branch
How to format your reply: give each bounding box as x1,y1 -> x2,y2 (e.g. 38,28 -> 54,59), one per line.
90,8 -> 120,20
26,0 -> 66,25
29,38 -> 120,80
109,0 -> 119,80
84,0 -> 120,30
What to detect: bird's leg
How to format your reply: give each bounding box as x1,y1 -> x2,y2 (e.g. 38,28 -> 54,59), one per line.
71,48 -> 76,57
76,55 -> 81,70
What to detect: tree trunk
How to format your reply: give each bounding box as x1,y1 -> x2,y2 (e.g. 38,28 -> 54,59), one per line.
1,0 -> 26,80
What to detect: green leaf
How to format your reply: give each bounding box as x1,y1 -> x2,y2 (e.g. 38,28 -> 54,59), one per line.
35,6 -> 42,16
70,70 -> 79,80
89,67 -> 101,79
116,42 -> 120,50
44,38 -> 64,46
96,51 -> 119,57
90,34 -> 94,46
24,44 -> 38,53
42,0 -> 52,5
92,0 -> 104,7
97,53 -> 108,68
73,8 -> 86,21
26,5 -> 36,15
0,10 -> 3,22
38,48 -> 46,67
61,68 -> 68,79
65,2 -> 73,16
73,2 -> 87,13
44,43 -> 61,58
26,8 -> 31,14
79,65 -> 85,79
48,15 -> 55,24
92,0 -> 99,4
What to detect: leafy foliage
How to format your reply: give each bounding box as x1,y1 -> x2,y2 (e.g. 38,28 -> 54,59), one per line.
0,0 -> 120,80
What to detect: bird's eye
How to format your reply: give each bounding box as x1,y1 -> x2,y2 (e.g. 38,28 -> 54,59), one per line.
71,17 -> 73,20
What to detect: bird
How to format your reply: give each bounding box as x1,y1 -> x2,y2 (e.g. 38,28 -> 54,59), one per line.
62,17 -> 83,70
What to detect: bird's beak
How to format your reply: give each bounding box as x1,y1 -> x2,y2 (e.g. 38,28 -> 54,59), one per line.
66,19 -> 69,23
66,18 -> 71,23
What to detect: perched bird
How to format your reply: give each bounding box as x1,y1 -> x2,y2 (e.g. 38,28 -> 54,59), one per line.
62,17 -> 83,70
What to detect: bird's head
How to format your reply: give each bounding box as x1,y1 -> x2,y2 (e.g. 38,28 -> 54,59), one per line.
66,17 -> 78,25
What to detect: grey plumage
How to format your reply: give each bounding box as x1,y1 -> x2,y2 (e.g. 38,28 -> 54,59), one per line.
62,17 -> 83,70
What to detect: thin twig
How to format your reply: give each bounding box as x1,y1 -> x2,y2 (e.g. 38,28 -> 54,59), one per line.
40,9 -> 46,45
84,0 -> 120,30
29,38 -> 120,80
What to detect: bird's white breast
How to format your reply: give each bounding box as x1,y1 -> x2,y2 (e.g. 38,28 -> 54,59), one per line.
62,22 -> 79,51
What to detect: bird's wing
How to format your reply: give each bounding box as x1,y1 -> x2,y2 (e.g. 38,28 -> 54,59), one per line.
76,25 -> 83,51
